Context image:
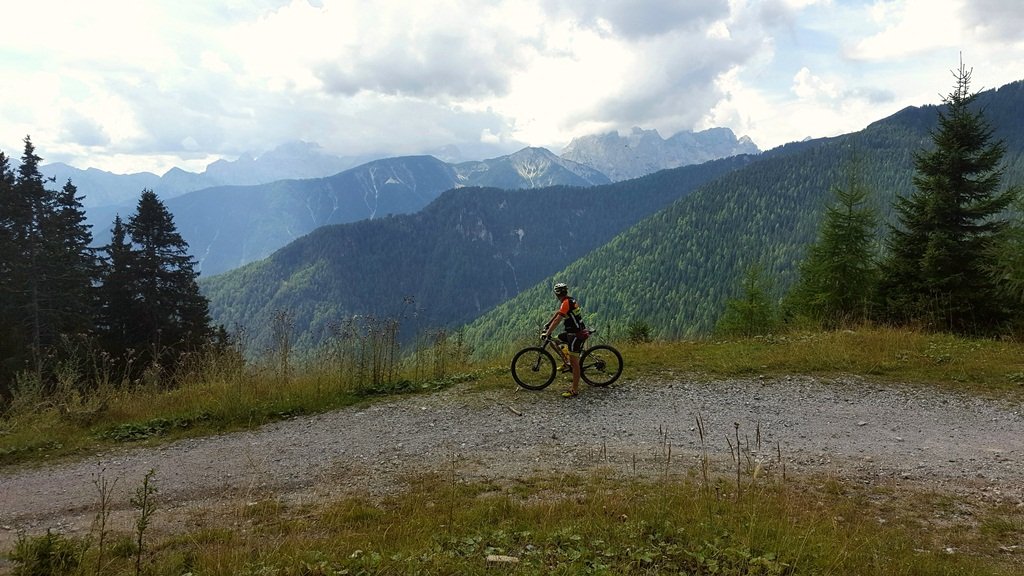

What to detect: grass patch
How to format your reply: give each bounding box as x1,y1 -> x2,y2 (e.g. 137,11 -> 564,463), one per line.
9,471 -> 1022,575
617,327 -> 1024,398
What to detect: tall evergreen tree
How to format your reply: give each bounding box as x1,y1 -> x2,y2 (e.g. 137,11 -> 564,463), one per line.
0,138 -> 99,388
879,63 -> 1019,333
41,179 -> 98,341
97,215 -> 137,359
786,157 -> 879,327
0,150 -> 21,391
120,189 -> 212,371
11,137 -> 51,373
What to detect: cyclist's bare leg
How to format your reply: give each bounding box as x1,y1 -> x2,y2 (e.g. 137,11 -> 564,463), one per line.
569,352 -> 580,393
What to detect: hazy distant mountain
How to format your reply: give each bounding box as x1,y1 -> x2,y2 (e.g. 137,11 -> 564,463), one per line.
453,147 -> 610,188
88,147 -> 616,276
200,141 -> 363,186
41,127 -> 751,209
41,141 -> 364,208
39,164 -> 164,208
167,155 -> 459,276
561,127 -> 759,181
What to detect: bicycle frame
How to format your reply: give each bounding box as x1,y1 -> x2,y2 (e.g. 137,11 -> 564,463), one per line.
540,330 -> 600,368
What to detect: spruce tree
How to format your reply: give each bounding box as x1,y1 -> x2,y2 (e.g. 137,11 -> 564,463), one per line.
715,264 -> 778,337
0,138 -> 99,387
878,62 -> 1019,333
97,215 -> 137,360
0,150 -> 21,390
42,179 -> 98,341
122,189 -> 212,372
786,158 -> 879,327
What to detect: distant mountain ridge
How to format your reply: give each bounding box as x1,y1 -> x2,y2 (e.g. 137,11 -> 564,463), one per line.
561,127 -> 759,181
43,128 -> 756,209
42,141 -> 366,208
454,147 -> 610,188
88,147 -> 613,276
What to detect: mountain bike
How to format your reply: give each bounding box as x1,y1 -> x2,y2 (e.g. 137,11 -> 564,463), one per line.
510,330 -> 623,390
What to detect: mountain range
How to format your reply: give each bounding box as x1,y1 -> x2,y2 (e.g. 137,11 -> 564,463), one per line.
561,126 -> 759,181
87,135 -> 750,276
200,79 -> 1024,357
201,154 -> 757,353
42,141 -> 367,208
46,128 -> 758,211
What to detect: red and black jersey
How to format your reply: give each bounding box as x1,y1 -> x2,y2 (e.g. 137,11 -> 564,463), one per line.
557,296 -> 586,333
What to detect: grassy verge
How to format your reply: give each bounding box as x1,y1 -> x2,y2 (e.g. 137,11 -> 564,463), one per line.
618,327 -> 1024,398
8,469 -> 1023,575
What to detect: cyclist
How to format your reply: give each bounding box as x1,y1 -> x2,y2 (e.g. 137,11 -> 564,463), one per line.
541,282 -> 589,397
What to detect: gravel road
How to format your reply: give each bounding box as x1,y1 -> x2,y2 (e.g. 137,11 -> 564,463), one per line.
2,374 -> 1023,558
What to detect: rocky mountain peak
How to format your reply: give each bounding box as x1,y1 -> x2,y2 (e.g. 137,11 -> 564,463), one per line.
561,127 -> 760,182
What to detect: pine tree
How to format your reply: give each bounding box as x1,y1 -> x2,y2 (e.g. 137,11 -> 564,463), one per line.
786,157 -> 879,327
0,150 -> 22,390
121,189 -> 212,372
0,138 -> 100,388
715,264 -> 778,337
11,137 -> 51,372
42,179 -> 98,341
879,62 -> 1019,333
97,215 -> 137,360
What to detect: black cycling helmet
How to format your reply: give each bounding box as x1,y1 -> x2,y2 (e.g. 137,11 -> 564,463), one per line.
553,282 -> 568,296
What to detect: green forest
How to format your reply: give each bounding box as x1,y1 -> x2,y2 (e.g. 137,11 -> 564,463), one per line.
0,139 -> 219,399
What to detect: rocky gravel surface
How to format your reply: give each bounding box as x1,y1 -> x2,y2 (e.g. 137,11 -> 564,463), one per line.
2,374 -> 1023,559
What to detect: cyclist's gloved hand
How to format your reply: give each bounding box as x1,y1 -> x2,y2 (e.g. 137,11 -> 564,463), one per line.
540,331 -> 548,339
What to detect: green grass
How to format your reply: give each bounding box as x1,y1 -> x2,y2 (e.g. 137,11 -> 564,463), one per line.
8,471 -> 1023,575
615,327 -> 1024,398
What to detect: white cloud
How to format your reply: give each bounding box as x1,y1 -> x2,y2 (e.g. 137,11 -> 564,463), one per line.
849,0 -> 962,60
1,0 -> 1023,173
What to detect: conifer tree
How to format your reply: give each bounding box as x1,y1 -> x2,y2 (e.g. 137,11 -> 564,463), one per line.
119,189 -> 212,371
97,215 -> 137,360
42,179 -> 97,341
715,264 -> 778,337
0,150 -> 21,390
786,157 -> 879,327
878,62 -> 1019,333
0,138 -> 99,385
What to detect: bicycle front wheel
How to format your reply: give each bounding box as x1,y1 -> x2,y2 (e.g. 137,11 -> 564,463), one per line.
580,344 -> 623,387
511,346 -> 557,390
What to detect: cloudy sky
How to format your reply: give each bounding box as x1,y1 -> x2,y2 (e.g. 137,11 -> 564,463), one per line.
2,0 -> 1023,175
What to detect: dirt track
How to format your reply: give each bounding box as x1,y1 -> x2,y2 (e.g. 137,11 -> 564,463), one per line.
2,374 -> 1023,561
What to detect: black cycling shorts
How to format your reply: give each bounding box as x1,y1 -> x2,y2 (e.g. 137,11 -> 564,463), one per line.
558,331 -> 585,354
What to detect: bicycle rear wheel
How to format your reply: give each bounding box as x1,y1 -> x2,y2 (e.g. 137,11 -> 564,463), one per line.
580,344 -> 623,387
511,346 -> 557,390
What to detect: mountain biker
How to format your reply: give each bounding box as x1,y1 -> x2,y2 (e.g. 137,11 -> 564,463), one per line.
541,282 -> 589,397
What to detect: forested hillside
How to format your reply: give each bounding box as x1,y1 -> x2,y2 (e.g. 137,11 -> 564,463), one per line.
164,155 -> 459,276
201,154 -> 756,353
462,80 -> 1024,357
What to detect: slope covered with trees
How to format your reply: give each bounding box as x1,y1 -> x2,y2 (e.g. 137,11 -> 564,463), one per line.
462,79 -> 1024,357
201,154 -> 757,353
